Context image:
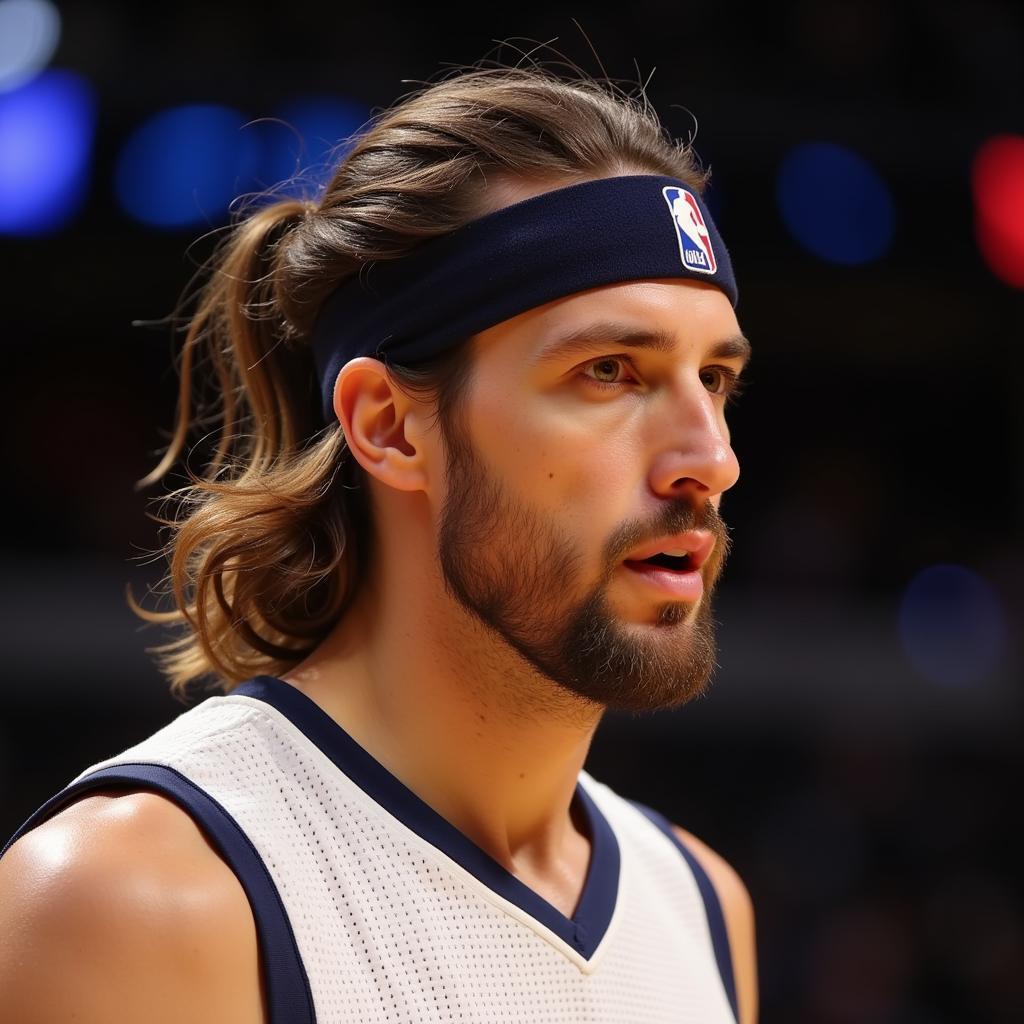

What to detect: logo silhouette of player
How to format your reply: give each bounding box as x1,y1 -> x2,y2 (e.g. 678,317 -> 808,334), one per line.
666,185 -> 719,273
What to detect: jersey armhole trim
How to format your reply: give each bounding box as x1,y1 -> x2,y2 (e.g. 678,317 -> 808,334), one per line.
1,762 -> 315,1024
627,799 -> 739,1023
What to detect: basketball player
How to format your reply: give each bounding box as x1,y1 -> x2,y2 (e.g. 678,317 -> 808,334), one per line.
0,66 -> 757,1023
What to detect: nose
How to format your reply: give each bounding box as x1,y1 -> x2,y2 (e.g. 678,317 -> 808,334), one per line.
647,382 -> 741,502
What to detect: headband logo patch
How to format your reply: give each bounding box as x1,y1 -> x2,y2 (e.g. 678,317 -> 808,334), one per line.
662,186 -> 717,275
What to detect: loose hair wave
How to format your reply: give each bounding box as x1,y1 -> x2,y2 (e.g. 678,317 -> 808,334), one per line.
129,62 -> 711,701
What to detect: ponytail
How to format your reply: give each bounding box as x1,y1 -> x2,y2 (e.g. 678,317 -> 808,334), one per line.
128,198 -> 369,700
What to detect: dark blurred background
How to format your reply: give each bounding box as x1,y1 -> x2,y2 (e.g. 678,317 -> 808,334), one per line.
1,2 -> 1022,1021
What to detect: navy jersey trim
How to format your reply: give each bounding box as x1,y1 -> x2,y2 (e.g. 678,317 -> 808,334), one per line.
233,675 -> 621,960
628,800 -> 739,1022
1,762 -> 315,1024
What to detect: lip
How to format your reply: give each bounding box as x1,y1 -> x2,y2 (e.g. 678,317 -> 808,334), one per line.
620,561 -> 705,602
621,530 -> 716,573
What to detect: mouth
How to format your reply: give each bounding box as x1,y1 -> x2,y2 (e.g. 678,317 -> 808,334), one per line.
622,530 -> 715,571
617,531 -> 715,603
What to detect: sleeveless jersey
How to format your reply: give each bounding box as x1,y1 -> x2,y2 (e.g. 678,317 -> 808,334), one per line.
2,675 -> 738,1023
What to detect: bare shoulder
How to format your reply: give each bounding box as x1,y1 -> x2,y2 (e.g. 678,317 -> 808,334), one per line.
0,790 -> 266,1024
671,824 -> 758,1024
670,824 -> 755,926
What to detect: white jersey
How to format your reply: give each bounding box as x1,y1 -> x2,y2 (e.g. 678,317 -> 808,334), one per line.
3,675 -> 738,1023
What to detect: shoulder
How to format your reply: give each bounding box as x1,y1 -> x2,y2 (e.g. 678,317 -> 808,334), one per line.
672,824 -> 758,1024
0,790 -> 266,1024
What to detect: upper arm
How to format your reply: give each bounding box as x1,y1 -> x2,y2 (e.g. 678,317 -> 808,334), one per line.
0,791 -> 266,1024
672,824 -> 758,1024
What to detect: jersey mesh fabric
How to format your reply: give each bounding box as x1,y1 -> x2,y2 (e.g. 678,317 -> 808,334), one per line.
31,689 -> 736,1023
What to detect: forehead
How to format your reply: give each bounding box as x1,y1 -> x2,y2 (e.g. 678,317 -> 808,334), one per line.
472,278 -> 746,368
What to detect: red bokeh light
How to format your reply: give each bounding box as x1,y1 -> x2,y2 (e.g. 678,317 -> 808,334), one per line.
971,134 -> 1024,289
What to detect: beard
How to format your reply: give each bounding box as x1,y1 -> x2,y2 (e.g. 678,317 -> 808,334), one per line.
435,418 -> 733,717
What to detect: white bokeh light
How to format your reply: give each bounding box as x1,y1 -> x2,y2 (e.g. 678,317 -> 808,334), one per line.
0,0 -> 61,93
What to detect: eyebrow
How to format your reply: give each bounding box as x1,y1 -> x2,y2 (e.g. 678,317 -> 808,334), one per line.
530,321 -> 753,370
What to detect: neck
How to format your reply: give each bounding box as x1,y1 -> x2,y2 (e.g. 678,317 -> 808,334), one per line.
282,545 -> 602,879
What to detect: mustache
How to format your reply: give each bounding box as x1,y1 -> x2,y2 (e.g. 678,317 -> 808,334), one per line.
621,500 -> 728,549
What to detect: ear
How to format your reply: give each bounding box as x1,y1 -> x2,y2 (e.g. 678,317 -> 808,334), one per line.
332,357 -> 432,493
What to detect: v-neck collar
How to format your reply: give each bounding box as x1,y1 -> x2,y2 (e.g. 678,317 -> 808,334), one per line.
231,675 -> 621,960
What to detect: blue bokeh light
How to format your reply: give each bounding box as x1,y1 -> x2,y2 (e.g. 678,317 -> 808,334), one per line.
115,103 -> 262,228
776,142 -> 895,264
898,564 -> 1007,688
0,68 -> 94,235
258,96 -> 370,198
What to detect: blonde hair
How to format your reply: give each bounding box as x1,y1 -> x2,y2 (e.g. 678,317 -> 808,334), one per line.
129,64 -> 711,701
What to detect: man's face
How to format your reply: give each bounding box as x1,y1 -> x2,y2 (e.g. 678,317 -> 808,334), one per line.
435,278 -> 746,716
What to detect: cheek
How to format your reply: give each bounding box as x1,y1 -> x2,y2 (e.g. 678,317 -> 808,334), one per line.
468,371 -> 643,508
554,441 -> 642,571
470,397 -> 550,482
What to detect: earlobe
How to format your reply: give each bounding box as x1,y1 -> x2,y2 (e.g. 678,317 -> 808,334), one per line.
332,357 -> 430,493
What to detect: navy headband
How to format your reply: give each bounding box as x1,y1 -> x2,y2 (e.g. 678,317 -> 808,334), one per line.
310,174 -> 737,423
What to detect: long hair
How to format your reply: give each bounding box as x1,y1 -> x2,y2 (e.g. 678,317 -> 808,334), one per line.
129,64 -> 711,701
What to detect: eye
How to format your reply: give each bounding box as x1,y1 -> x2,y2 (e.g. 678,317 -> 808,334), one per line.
579,356 -> 637,389
578,357 -> 748,403
701,365 -> 747,404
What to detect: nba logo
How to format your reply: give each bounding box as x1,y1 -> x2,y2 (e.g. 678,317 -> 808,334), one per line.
662,186 -> 717,275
